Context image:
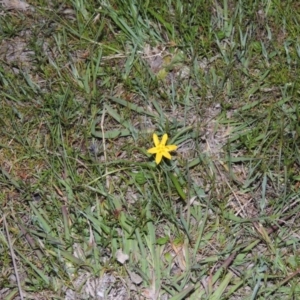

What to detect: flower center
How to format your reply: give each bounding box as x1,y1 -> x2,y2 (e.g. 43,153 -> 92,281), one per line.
157,145 -> 165,153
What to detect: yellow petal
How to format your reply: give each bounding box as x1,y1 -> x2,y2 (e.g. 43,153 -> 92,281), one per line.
161,134 -> 168,145
147,147 -> 158,154
165,145 -> 177,151
153,133 -> 159,146
162,151 -> 171,160
155,153 -> 163,164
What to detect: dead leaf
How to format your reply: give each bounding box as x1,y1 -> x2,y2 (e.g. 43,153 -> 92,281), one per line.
1,0 -> 30,11
127,269 -> 143,285
116,249 -> 129,264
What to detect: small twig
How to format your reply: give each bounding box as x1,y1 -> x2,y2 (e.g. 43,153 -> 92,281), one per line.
268,267 -> 300,295
3,214 -> 24,300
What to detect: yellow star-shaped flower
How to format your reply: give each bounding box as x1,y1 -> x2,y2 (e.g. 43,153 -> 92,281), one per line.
147,133 -> 177,164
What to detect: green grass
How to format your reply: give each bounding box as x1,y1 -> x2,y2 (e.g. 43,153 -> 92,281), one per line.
1,0 -> 300,299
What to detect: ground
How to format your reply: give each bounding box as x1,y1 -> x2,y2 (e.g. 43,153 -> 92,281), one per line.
1,0 -> 300,299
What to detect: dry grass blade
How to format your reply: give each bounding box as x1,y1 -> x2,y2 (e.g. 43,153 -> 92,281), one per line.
100,106 -> 109,189
3,215 -> 24,300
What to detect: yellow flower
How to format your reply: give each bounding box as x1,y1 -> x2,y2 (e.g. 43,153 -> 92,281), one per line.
147,133 -> 177,164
